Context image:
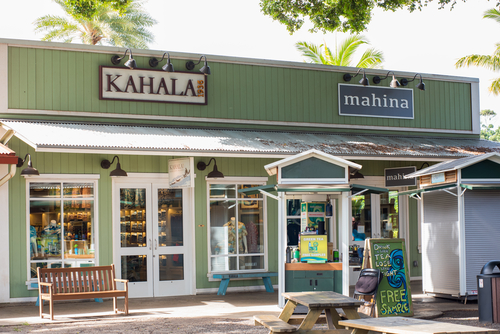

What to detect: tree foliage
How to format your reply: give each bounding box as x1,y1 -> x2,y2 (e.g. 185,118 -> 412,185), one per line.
34,0 -> 156,48
456,9 -> 500,95
296,35 -> 384,68
259,0 -> 472,34
63,0 -> 131,19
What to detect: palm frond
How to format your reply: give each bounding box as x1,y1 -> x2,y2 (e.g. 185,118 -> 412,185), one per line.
483,8 -> 500,24
335,35 -> 368,67
356,48 -> 384,69
295,41 -> 324,64
489,77 -> 500,95
455,54 -> 500,71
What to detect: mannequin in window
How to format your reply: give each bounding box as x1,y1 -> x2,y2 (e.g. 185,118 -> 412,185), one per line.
223,217 -> 248,254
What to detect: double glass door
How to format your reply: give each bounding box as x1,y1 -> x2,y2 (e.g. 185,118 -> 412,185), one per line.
351,191 -> 400,240
114,181 -> 190,298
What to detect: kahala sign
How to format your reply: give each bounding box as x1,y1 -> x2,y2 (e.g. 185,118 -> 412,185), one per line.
339,84 -> 413,119
385,167 -> 416,187
100,66 -> 207,105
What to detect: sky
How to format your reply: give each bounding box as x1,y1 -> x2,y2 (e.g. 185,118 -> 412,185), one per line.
1,0 -> 500,127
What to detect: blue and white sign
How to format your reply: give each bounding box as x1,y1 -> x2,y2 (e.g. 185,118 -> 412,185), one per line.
339,84 -> 414,119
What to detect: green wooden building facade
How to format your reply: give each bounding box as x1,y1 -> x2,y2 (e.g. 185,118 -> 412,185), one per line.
0,38 -> 496,302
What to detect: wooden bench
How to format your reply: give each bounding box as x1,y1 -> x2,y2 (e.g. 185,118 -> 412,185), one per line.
254,315 -> 351,334
212,272 -> 278,295
37,264 -> 128,320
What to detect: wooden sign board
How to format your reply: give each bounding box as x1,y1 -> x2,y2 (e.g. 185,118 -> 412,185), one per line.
363,238 -> 413,317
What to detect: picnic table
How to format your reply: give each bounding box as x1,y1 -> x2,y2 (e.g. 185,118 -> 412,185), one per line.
338,316 -> 500,334
254,291 -> 364,333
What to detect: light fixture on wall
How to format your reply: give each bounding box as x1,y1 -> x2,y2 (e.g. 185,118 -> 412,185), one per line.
400,73 -> 425,91
349,167 -> 364,179
149,52 -> 174,72
343,68 -> 369,86
111,49 -> 137,69
185,55 -> 211,75
101,156 -> 128,177
197,158 -> 223,178
373,71 -> 400,88
17,153 -> 40,176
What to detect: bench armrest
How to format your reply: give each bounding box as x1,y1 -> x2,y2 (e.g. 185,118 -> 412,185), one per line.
114,279 -> 129,283
38,282 -> 53,287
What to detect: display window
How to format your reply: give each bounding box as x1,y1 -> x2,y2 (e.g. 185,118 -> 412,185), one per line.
28,179 -> 98,280
208,180 -> 266,272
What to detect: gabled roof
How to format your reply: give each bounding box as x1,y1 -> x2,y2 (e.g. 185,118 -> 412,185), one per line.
264,149 -> 362,176
406,152 -> 500,178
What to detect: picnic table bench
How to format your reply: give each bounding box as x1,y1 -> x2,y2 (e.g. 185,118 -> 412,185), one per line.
338,316 -> 500,334
212,272 -> 277,295
254,291 -> 363,334
37,264 -> 128,320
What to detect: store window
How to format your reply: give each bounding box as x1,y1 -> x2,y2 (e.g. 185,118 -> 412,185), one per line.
208,181 -> 266,272
286,199 -> 301,246
28,180 -> 97,280
351,194 -> 371,238
381,191 -> 399,238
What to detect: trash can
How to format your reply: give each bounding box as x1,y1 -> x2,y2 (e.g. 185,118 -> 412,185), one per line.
478,261 -> 500,323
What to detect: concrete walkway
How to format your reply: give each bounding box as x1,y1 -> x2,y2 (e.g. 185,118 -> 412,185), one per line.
0,280 -> 478,326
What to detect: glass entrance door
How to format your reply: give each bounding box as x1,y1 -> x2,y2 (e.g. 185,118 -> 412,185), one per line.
115,182 -> 190,298
153,186 -> 187,297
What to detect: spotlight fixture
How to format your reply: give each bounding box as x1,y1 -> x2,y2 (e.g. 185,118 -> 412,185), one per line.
196,158 -> 223,178
400,73 -> 425,91
111,49 -> 137,69
343,68 -> 369,86
149,52 -> 174,72
372,71 -> 401,88
17,153 -> 40,176
101,156 -> 127,177
185,55 -> 211,75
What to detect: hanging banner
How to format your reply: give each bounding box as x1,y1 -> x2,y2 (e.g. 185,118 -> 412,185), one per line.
168,157 -> 194,188
364,238 -> 413,317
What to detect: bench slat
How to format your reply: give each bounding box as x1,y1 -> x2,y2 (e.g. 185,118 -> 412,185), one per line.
254,315 -> 297,333
213,272 -> 278,279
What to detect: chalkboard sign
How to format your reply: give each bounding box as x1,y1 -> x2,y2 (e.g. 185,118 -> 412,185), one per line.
364,238 -> 413,317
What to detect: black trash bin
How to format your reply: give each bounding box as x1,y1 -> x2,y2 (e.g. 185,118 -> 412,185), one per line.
478,261 -> 500,323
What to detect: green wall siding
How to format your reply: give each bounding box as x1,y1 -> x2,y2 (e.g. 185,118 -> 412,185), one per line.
462,160 -> 500,179
7,47 -> 473,133
282,157 -> 345,179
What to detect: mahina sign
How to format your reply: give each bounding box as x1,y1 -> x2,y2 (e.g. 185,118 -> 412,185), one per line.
338,84 -> 414,119
100,66 -> 207,105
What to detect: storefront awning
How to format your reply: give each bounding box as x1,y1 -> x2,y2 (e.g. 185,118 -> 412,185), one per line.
0,143 -> 18,164
460,183 -> 500,190
239,184 -> 388,196
398,184 -> 457,196
3,120 -> 500,159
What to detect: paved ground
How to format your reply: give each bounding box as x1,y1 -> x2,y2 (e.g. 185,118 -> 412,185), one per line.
0,281 -> 498,333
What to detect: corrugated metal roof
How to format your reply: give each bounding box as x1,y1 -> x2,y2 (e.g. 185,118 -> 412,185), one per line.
3,120 -> 500,159
406,152 -> 500,177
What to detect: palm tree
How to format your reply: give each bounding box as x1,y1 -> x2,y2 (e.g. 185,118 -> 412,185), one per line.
296,35 -> 384,68
456,9 -> 500,95
33,0 -> 156,49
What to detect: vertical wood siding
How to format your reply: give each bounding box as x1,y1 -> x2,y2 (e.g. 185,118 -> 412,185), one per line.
8,47 -> 472,132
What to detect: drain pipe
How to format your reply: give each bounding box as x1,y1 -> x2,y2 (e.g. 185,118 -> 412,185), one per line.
0,129 -> 18,187
0,163 -> 16,188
